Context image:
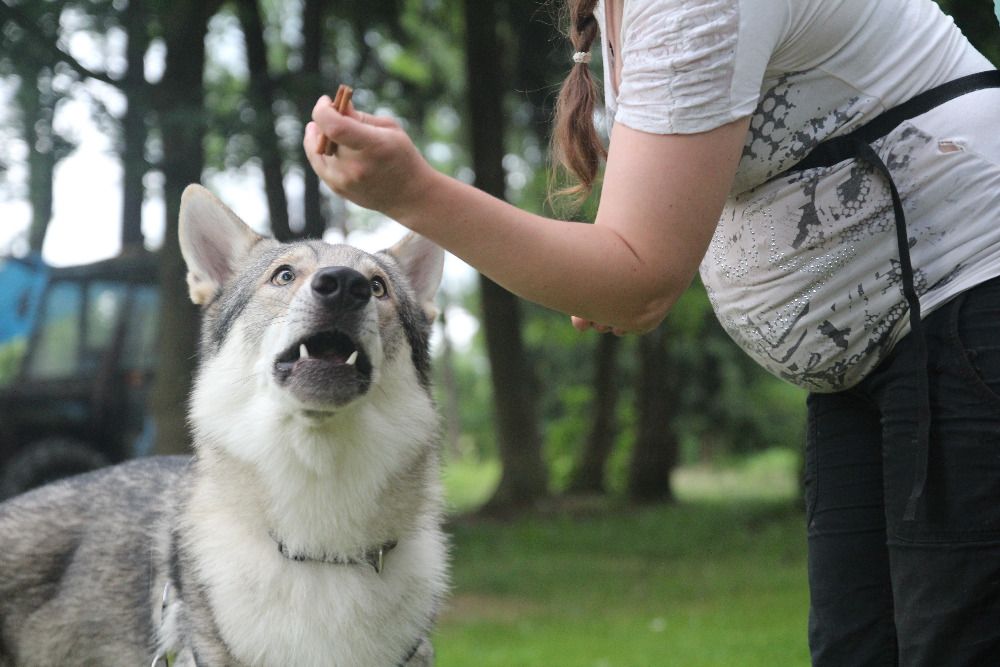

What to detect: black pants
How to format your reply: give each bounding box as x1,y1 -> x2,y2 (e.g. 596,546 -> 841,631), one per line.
806,276 -> 1000,666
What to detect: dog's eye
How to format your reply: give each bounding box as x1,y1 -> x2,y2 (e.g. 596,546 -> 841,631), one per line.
371,276 -> 388,299
271,266 -> 296,286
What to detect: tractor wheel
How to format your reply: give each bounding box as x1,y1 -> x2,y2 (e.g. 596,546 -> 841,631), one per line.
0,438 -> 109,500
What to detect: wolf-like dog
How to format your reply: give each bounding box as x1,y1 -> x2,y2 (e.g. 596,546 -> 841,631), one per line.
0,184 -> 449,666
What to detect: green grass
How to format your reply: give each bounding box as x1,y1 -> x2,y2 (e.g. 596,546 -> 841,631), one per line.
671,448 -> 802,503
435,451 -> 809,667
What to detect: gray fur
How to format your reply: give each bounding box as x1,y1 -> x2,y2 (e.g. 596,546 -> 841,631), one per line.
0,458 -> 185,666
0,184 -> 447,667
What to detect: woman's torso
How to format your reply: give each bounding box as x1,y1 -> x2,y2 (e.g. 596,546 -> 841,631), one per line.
598,0 -> 1000,391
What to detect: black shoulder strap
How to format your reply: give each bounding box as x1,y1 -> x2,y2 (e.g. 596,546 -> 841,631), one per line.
789,70 -> 1000,173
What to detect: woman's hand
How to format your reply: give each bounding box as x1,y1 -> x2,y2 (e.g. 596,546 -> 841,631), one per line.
303,95 -> 434,219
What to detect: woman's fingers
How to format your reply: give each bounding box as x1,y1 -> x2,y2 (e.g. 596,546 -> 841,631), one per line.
310,95 -> 401,153
304,94 -> 430,216
346,106 -> 400,129
571,316 -> 627,336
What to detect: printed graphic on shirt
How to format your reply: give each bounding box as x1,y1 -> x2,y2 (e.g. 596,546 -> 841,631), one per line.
703,94 -> 968,392
732,73 -> 876,194
600,0 -> 1000,393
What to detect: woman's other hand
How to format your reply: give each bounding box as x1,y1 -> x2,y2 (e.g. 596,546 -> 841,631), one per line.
571,316 -> 627,336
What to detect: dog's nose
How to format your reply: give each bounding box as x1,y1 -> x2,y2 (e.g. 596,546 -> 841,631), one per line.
311,267 -> 371,309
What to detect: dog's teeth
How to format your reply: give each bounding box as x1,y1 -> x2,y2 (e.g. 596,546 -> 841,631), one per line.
300,343 -> 310,360
345,350 -> 358,366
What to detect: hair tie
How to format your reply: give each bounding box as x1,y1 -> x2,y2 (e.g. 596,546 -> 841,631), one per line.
572,51 -> 592,64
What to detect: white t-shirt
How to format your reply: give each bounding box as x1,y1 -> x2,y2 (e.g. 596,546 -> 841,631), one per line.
596,0 -> 1000,392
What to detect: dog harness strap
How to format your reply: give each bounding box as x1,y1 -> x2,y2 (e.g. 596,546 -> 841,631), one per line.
782,69 -> 1000,522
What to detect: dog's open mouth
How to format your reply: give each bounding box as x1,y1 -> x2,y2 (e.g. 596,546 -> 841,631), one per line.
274,330 -> 371,378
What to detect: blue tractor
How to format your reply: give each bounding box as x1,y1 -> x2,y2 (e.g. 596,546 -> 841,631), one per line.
0,252 -> 160,499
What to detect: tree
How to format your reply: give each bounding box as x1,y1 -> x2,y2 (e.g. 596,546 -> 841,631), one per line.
0,1 -> 79,254
149,0 -> 224,456
17,65 -> 59,254
567,334 -> 621,494
627,324 -> 679,504
296,0 -> 329,239
463,0 -> 548,514
120,0 -> 151,251
1,0 -> 157,254
234,0 -> 291,241
437,303 -> 465,459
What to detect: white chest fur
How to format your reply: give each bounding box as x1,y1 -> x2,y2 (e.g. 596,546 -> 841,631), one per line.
180,327 -> 448,665
185,508 -> 446,667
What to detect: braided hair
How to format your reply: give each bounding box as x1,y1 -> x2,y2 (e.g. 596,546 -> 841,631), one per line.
550,0 -> 607,204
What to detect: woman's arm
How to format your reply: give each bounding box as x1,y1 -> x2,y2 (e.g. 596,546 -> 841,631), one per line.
304,97 -> 749,333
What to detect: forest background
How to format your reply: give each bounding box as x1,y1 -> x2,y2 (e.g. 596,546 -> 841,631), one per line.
2,0 -> 997,511
0,1 -> 997,664
0,0 -> 1000,511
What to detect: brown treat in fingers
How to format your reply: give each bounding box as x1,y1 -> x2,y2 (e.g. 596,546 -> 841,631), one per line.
317,84 -> 354,156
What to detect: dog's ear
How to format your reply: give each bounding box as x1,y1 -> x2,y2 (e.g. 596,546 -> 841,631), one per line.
387,232 -> 444,321
179,184 -> 263,306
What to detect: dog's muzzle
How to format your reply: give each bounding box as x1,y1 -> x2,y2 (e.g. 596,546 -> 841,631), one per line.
272,266 -> 375,405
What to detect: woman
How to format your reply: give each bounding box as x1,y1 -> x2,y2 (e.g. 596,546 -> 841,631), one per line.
304,0 -> 1000,663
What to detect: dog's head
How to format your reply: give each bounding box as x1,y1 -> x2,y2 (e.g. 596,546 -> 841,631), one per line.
178,184 -> 444,417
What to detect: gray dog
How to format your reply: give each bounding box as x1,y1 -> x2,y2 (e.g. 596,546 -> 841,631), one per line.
0,184 -> 449,666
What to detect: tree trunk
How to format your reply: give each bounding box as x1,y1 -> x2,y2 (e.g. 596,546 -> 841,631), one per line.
627,324 -> 679,504
478,278 -> 549,513
463,0 -> 547,514
437,304 -> 464,459
236,0 -> 291,241
511,0 -> 563,132
120,0 -> 150,251
18,67 -> 56,255
150,0 -> 218,456
298,0 -> 328,240
568,334 -> 621,494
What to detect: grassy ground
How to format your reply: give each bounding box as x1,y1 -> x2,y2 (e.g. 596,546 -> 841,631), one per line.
435,450 -> 810,667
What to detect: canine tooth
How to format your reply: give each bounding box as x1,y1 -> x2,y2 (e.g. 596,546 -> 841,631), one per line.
345,350 -> 358,366
300,343 -> 310,360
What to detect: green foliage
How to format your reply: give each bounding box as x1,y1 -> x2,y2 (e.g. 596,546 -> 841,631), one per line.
434,343 -> 497,461
435,270 -> 808,496
442,457 -> 500,514
494,278 -> 807,496
197,0 -> 469,203
661,283 -> 808,461
541,383 -> 594,492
